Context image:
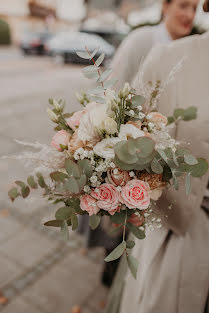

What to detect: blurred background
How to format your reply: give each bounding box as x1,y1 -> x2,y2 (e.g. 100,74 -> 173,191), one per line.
0,1 -> 208,313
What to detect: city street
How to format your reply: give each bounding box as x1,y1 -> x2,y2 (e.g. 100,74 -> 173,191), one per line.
0,47 -> 107,313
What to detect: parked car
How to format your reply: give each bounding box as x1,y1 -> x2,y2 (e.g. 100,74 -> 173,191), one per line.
44,31 -> 115,64
20,31 -> 54,55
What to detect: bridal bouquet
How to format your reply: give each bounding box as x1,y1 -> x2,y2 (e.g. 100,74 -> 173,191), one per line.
8,49 -> 208,278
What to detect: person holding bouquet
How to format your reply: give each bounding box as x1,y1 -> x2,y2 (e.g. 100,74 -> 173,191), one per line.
106,1 -> 209,312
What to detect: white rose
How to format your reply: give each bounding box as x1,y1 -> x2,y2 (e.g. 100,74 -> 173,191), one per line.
102,117 -> 118,135
119,124 -> 145,141
93,138 -> 121,159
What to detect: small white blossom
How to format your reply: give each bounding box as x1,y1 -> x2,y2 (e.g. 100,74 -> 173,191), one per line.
139,226 -> 145,231
84,185 -> 90,193
83,150 -> 89,158
138,112 -> 145,119
113,168 -> 119,174
157,224 -> 162,229
143,127 -> 148,132
138,105 -> 142,111
129,110 -> 135,116
129,171 -> 135,177
90,176 -> 97,184
95,188 -> 99,193
116,186 -> 122,192
156,218 -> 161,223
152,217 -> 156,222
148,122 -> 155,129
144,213 -> 150,218
110,162 -> 116,168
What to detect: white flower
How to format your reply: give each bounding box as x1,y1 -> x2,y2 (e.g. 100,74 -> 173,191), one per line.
84,185 -> 90,193
122,82 -> 131,98
139,226 -> 145,231
83,150 -> 89,158
90,176 -> 97,184
148,122 -> 155,129
138,105 -> 142,111
102,117 -> 118,135
116,186 -> 122,192
113,168 -> 119,174
129,171 -> 135,177
110,162 -> 115,168
138,112 -> 145,120
119,124 -> 145,141
93,137 -> 121,159
78,102 -> 108,141
47,109 -> 58,122
129,110 -> 135,116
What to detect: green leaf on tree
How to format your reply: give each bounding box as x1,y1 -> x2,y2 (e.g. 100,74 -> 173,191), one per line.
127,254 -> 139,279
27,176 -> 38,189
89,214 -> 101,230
127,222 -> 146,240
8,187 -> 20,202
61,220 -> 69,241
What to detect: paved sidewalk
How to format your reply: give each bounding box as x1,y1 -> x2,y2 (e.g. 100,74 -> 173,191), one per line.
0,201 -> 109,313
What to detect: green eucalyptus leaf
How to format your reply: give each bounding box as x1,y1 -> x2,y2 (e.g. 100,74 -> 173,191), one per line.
151,158 -> 163,174
44,220 -> 63,227
103,78 -> 118,89
95,53 -> 105,66
115,141 -> 138,164
83,70 -> 100,80
127,254 -> 139,279
172,173 -> 179,190
104,241 -> 126,262
76,51 -> 91,59
21,185 -> 30,198
174,108 -> 185,119
89,214 -> 101,230
167,116 -> 175,125
36,173 -> 46,188
55,206 -> 72,220
89,95 -> 106,103
110,211 -> 127,225
8,187 -> 20,202
77,174 -> 87,192
184,154 -> 198,165
134,137 -> 155,159
65,159 -> 81,178
183,106 -> 197,121
131,95 -> 146,108
27,176 -> 38,189
50,171 -> 69,182
185,172 -> 191,195
190,158 -> 208,177
98,68 -> 112,82
77,159 -> 93,177
64,177 -> 80,194
126,240 -> 135,249
61,220 -> 69,241
114,155 -> 134,171
71,212 -> 78,231
127,222 -> 146,240
15,181 -> 25,188
157,149 -> 168,163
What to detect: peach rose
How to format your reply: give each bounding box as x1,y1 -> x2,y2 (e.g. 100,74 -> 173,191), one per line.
91,184 -> 120,216
51,130 -> 70,152
107,168 -> 130,186
68,130 -> 85,154
66,110 -> 85,131
127,120 -> 142,130
80,194 -> 100,216
147,112 -> 167,129
120,179 -> 150,210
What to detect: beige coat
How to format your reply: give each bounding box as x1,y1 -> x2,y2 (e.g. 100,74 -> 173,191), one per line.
111,24 -> 172,89
120,32 -> 209,313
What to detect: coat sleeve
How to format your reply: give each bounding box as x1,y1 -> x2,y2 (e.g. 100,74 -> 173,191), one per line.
110,27 -> 153,89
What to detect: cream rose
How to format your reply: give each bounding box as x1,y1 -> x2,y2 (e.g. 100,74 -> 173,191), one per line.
107,168 -> 130,186
102,117 -> 118,135
93,137 -> 121,159
80,194 -> 100,216
120,179 -> 150,210
91,184 -> 120,215
119,124 -> 145,141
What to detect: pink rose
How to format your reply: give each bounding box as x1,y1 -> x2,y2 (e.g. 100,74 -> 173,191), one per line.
107,168 -> 130,186
80,194 -> 100,216
51,130 -> 70,152
66,110 -> 85,131
147,112 -> 167,129
120,179 -> 150,210
91,184 -> 120,216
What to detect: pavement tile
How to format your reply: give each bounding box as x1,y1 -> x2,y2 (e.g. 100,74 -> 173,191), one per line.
23,252 -> 104,313
0,254 -> 24,288
1,297 -> 43,313
0,228 -> 58,268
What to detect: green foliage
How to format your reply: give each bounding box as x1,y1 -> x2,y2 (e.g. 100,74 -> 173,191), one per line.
131,95 -> 146,108
105,241 -> 126,262
77,159 -> 93,177
168,106 -> 197,124
65,159 -> 81,178
61,220 -> 70,241
8,187 -> 20,202
114,137 -> 155,171
127,222 -> 146,240
126,240 -> 135,249
50,171 -> 68,182
126,254 -> 139,279
27,176 -> 38,189
89,214 -> 101,230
